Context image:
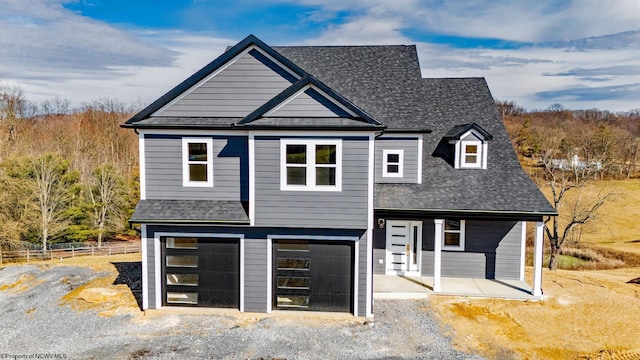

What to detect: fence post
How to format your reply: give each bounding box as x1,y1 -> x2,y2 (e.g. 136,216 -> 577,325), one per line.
72,247 -> 74,258
50,250 -> 53,261
91,246 -> 94,257
27,249 -> 30,263
124,246 -> 127,255
108,246 -> 111,256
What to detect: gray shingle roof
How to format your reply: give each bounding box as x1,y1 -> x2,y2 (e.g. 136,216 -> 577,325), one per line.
273,47 -> 555,215
374,78 -> 556,215
443,122 -> 493,140
125,36 -> 554,217
130,200 -> 249,223
274,45 -> 428,131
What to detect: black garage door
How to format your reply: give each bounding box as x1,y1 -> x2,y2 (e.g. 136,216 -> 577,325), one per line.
162,236 -> 239,308
273,240 -> 353,312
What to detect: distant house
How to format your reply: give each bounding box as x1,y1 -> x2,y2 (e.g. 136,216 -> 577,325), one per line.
122,35 -> 556,317
551,154 -> 603,171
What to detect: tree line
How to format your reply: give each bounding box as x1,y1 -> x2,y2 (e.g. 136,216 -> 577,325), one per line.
2,81 -> 638,268
499,100 -> 639,269
0,84 -> 139,253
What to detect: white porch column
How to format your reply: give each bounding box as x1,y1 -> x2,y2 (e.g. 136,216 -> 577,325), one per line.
433,219 -> 443,292
532,221 -> 544,297
520,221 -> 527,282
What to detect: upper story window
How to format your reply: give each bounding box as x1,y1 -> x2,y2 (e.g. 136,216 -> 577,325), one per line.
443,219 -> 465,251
182,138 -> 213,187
382,149 -> 404,177
280,139 -> 342,191
460,140 -> 482,168
444,123 -> 492,170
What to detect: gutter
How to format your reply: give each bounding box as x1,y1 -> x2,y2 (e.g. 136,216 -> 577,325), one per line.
375,207 -> 557,221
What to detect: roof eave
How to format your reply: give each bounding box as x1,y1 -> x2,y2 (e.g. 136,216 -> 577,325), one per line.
128,219 -> 250,225
375,207 -> 557,221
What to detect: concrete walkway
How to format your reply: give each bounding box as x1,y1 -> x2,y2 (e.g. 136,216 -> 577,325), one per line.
373,274 -> 541,300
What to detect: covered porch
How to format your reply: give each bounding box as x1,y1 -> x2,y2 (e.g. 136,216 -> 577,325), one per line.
373,274 -> 541,300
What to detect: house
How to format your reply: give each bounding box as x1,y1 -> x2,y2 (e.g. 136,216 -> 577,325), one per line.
122,35 -> 556,317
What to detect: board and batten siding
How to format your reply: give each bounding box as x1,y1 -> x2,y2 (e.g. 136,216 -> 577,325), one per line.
154,49 -> 295,118
253,136 -> 370,228
243,239 -> 269,312
374,137 -> 420,183
144,135 -> 248,201
421,220 -> 522,280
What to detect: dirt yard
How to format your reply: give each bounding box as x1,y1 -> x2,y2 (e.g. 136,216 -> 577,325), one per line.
4,252 -> 640,359
429,266 -> 640,359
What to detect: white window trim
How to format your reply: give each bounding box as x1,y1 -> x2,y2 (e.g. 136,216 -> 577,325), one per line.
452,129 -> 488,169
460,140 -> 483,168
280,139 -> 342,191
382,149 -> 404,177
182,137 -> 214,187
442,219 -> 465,251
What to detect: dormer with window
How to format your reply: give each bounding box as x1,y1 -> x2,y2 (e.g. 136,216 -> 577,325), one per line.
443,123 -> 493,169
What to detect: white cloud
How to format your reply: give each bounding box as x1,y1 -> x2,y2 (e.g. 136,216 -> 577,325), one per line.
290,0 -> 640,42
305,16 -> 410,45
0,0 -> 235,108
1,0 -> 639,112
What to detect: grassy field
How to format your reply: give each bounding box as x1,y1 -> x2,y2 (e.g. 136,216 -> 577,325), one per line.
541,178 -> 640,255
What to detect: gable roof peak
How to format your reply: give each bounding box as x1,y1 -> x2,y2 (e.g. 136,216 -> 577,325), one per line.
443,122 -> 493,140
123,34 -> 309,127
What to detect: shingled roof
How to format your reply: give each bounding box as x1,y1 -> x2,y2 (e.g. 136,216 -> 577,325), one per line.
274,46 -> 555,217
125,35 -> 555,217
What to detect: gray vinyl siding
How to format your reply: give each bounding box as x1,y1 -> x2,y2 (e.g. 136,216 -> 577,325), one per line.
155,51 -> 293,118
269,90 -> 341,117
420,220 -> 521,279
375,137 -> 419,183
145,237 -> 157,309
494,221 -> 523,279
144,135 -> 247,201
421,251 -> 487,278
243,239 -> 268,312
253,136 -> 370,228
372,248 -> 385,274
357,232 -> 367,316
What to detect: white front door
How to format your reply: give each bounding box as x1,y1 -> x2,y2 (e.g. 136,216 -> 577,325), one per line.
386,220 -> 422,275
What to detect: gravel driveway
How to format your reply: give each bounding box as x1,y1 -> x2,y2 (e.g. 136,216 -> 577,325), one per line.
0,264 -> 483,359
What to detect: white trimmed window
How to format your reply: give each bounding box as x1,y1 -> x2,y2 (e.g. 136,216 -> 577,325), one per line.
382,149 -> 404,177
280,139 -> 342,191
182,138 -> 213,187
452,130 -> 488,169
442,219 -> 465,251
461,140 -> 482,168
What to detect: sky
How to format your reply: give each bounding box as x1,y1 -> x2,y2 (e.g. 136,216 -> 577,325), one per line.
0,0 -> 639,112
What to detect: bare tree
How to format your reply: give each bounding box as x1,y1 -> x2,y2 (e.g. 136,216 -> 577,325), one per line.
538,142 -> 614,270
41,96 -> 71,117
87,163 -> 127,248
26,154 -> 79,252
0,84 -> 27,143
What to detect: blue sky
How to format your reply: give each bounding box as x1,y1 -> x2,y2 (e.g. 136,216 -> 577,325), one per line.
1,0 -> 639,111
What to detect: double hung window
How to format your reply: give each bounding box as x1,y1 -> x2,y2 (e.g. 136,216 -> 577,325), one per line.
382,149 -> 404,177
281,139 -> 342,191
460,141 -> 482,168
443,219 -> 465,251
182,138 -> 213,187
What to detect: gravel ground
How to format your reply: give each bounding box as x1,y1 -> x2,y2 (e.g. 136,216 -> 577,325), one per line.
0,264 -> 483,360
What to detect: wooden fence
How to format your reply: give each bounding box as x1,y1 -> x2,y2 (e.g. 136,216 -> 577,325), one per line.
0,244 -> 141,265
